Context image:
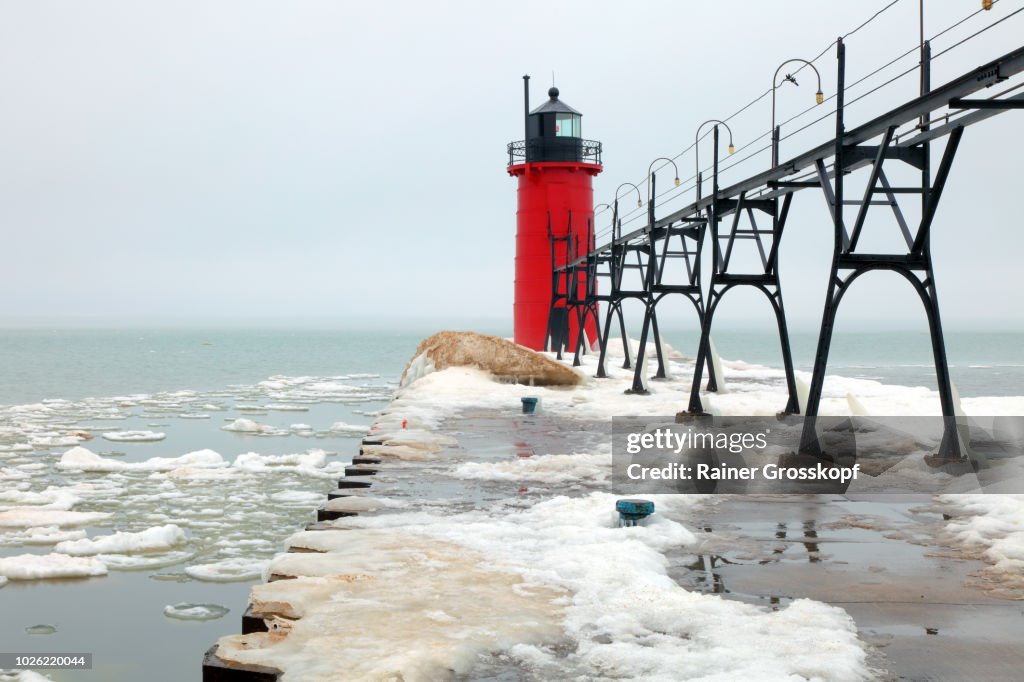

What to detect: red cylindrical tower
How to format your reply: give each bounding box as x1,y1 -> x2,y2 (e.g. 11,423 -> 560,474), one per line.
508,79 -> 602,351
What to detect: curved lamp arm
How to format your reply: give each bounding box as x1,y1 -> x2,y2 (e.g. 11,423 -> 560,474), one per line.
615,182 -> 642,209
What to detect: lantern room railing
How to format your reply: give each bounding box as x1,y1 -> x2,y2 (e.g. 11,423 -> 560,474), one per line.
507,138 -> 602,166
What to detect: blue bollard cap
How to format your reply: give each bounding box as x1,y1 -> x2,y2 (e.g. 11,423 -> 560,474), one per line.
616,498 -> 655,517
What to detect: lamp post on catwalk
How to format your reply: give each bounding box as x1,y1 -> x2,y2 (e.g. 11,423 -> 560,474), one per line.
507,75 -> 603,351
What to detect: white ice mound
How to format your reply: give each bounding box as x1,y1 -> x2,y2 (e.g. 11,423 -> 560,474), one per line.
0,552 -> 108,580
54,524 -> 187,556
232,449 -> 330,477
222,419 -> 287,436
101,430 -> 166,442
454,451 -> 611,484
57,446 -> 225,472
939,494 -> 1024,593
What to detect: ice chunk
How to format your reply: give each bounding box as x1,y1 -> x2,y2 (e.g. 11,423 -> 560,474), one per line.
0,671 -> 56,681
163,602 -> 230,621
101,430 -> 166,442
0,487 -> 81,512
97,550 -> 194,571
54,524 -> 186,555
264,404 -> 309,412
323,496 -> 403,514
24,624 -> 57,635
185,557 -> 268,582
0,526 -> 88,546
0,552 -> 108,580
232,449 -> 330,477
57,446 -> 225,472
328,421 -> 370,434
222,418 -> 287,435
269,491 -> 325,505
0,509 -> 111,529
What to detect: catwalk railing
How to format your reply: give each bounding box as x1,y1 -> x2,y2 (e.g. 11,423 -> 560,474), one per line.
549,37 -> 1024,461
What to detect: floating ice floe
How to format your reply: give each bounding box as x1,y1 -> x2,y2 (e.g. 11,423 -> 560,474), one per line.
264,404 -> 309,412
164,602 -> 230,621
0,552 -> 108,580
328,421 -> 369,435
269,490 -> 327,506
54,524 -> 187,556
0,669 -> 56,681
0,527 -> 88,547
185,557 -> 268,583
97,550 -> 195,571
57,446 -> 226,473
232,449 -> 339,478
101,430 -> 166,442
28,435 -> 82,448
221,418 -> 288,436
0,487 -> 81,512
0,509 -> 111,529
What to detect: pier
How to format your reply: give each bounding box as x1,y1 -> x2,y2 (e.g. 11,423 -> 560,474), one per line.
201,349 -> 1024,680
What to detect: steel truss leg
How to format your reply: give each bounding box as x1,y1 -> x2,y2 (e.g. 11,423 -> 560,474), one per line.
597,301 -> 616,378
802,129 -> 965,459
687,289 -> 723,414
617,305 -> 632,370
572,301 -> 600,367
596,300 -> 630,378
629,298 -> 656,394
770,287 -> 801,414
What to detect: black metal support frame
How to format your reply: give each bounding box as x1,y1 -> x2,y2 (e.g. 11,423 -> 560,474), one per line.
688,126 -> 800,414
801,40 -> 966,457
549,41 -> 1023,444
627,169 -> 713,394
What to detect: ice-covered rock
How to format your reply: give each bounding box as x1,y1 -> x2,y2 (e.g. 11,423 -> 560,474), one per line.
400,331 -> 582,387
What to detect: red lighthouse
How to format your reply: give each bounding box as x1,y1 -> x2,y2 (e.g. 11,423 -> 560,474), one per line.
508,77 -> 602,351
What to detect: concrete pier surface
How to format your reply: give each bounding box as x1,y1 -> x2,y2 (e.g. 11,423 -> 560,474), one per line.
205,395 -> 1023,681
677,494 -> 1024,681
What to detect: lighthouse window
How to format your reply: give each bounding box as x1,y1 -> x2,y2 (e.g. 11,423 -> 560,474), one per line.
555,113 -> 580,138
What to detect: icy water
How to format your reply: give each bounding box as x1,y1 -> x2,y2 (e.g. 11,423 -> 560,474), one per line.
1,324 -> 1021,405
0,327 -> 446,681
0,323 -> 1022,681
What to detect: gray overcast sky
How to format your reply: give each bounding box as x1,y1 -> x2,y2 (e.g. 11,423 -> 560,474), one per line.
1,1 -> 1022,328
